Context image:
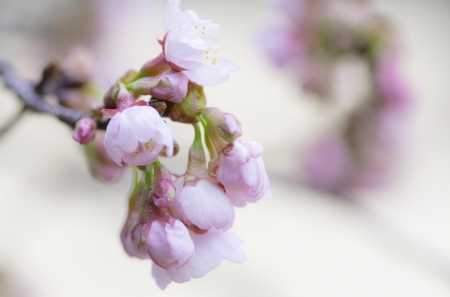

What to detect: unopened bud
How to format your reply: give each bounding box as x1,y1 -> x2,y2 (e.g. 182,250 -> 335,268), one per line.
103,70 -> 138,109
73,117 -> 96,144
201,107 -> 242,143
129,71 -> 188,104
116,83 -> 135,110
153,164 -> 176,208
139,53 -> 171,77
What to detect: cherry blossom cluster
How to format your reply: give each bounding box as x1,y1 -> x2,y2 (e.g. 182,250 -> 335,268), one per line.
261,0 -> 412,194
70,0 -> 271,289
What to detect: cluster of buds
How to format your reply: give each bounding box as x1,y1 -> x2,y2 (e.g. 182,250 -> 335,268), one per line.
261,0 -> 412,194
69,0 -> 272,289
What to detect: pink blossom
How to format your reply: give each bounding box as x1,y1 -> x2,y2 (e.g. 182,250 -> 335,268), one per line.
305,136 -> 353,193
259,25 -> 301,66
163,0 -> 239,86
212,140 -> 271,206
72,117 -> 96,144
143,217 -> 195,270
376,50 -> 412,110
170,178 -> 235,231
104,105 -> 174,166
152,228 -> 246,289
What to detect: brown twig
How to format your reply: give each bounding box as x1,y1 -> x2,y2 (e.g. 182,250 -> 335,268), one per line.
0,58 -> 89,128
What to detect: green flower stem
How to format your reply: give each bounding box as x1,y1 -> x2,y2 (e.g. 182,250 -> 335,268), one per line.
187,123 -> 207,171
132,166 -> 140,191
144,163 -> 155,190
199,115 -> 217,159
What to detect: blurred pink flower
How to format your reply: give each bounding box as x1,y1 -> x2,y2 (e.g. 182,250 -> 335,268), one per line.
259,25 -> 302,67
305,137 -> 353,193
163,0 -> 239,86
72,117 -> 96,144
84,132 -> 125,182
376,49 -> 412,110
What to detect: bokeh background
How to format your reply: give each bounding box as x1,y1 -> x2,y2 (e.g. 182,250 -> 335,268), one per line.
1,0 -> 450,296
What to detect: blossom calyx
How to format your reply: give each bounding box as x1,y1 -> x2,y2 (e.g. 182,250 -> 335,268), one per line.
72,117 -> 96,144
201,107 -> 242,143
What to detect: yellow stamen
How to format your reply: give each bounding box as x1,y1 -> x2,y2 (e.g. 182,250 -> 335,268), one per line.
135,148 -> 140,154
132,153 -> 138,157
214,49 -> 218,54
151,144 -> 155,149
212,58 -> 217,65
145,142 -> 150,149
206,56 -> 209,59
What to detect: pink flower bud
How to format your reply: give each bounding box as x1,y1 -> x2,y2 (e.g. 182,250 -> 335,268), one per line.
142,216 -> 195,270
170,177 -> 235,231
153,164 -> 176,208
129,71 -> 188,104
201,107 -> 242,143
72,117 -> 96,144
116,83 -> 135,110
212,140 -> 271,207
120,184 -> 148,259
84,132 -> 124,182
104,106 -> 174,166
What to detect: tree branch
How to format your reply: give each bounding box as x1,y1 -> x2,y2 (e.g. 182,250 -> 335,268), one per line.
0,58 -> 89,128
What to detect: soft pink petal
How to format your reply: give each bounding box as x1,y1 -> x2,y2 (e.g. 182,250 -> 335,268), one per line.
184,58 -> 239,87
166,228 -> 247,283
146,220 -> 194,269
103,114 -> 123,166
152,264 -> 172,290
171,179 -> 235,231
165,0 -> 187,33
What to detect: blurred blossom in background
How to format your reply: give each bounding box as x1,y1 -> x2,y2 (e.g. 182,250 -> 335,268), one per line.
2,0 -> 450,296
260,0 -> 414,196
